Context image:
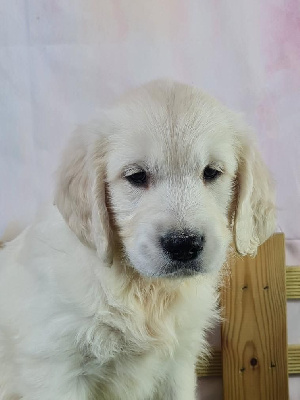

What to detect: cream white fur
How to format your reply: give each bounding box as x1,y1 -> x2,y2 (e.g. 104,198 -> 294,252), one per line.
0,80 -> 275,400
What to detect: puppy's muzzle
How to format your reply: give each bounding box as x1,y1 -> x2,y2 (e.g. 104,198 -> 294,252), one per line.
160,230 -> 205,262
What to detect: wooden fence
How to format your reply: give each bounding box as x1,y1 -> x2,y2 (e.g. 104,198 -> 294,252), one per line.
197,233 -> 300,400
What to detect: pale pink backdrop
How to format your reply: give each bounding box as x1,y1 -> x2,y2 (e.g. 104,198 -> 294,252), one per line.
0,1 -> 299,398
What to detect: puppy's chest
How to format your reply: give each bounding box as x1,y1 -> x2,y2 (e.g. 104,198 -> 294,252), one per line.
86,290 -> 204,367
121,293 -> 201,354
82,299 -> 201,398
77,284 -> 212,399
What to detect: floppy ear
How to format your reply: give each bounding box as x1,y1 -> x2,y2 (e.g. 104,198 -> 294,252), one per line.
234,135 -> 276,256
55,127 -> 112,265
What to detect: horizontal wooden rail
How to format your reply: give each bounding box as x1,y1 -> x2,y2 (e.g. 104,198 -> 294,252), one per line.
196,349 -> 222,377
288,345 -> 300,375
197,345 -> 300,377
286,266 -> 300,299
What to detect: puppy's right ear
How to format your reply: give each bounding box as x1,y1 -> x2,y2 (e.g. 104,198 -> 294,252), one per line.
55,127 -> 112,265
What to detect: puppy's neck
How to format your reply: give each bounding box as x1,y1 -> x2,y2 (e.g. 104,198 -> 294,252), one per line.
110,258 -> 196,310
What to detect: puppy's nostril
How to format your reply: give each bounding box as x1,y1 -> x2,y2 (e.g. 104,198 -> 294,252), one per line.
160,231 -> 205,262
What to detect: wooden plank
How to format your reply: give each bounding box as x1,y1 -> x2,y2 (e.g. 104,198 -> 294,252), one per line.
288,345 -> 300,375
286,266 -> 300,299
220,234 -> 289,400
197,345 -> 300,377
196,348 -> 222,377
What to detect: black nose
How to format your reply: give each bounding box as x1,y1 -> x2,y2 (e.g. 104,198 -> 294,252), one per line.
160,231 -> 205,262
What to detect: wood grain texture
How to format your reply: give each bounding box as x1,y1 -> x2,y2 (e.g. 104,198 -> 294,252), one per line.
286,266 -> 300,299
288,345 -> 300,375
197,345 -> 300,377
196,348 -> 222,377
220,234 -> 289,400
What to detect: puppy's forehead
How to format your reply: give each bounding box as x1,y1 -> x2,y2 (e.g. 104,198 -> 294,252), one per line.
107,81 -> 238,173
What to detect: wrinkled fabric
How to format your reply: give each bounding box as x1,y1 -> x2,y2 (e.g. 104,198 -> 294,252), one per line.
0,1 -> 299,398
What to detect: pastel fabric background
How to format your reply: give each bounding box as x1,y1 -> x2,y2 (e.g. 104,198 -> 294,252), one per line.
0,1 -> 299,398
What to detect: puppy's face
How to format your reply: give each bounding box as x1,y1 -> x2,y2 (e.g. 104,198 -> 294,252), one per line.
56,80 -> 275,278
106,85 -> 238,277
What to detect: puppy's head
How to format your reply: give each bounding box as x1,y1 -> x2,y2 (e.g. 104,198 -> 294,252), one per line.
55,80 -> 275,277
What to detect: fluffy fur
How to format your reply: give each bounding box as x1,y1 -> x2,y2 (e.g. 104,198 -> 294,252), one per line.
0,80 -> 275,399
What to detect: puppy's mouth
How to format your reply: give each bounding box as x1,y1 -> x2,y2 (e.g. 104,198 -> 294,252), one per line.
158,260 -> 204,278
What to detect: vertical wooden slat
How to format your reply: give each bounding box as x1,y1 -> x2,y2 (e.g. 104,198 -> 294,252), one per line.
221,234 -> 289,400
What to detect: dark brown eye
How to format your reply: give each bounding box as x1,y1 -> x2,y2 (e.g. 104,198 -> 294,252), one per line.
125,170 -> 148,187
203,166 -> 222,182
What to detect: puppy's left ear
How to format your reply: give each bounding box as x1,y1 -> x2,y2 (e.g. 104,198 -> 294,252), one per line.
234,135 -> 276,256
55,126 -> 113,265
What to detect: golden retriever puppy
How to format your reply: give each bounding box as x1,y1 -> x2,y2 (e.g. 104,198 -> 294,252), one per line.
0,80 -> 275,399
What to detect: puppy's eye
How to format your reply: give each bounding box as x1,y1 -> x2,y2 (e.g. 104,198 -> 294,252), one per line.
203,166 -> 222,182
125,170 -> 148,187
